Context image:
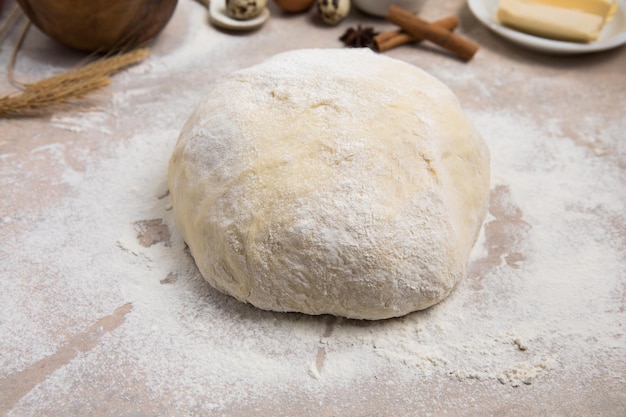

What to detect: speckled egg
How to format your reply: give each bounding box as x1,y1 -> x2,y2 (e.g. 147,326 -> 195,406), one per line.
226,0 -> 268,20
317,0 -> 350,25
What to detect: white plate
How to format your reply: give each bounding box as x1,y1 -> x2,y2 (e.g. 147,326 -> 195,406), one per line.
467,0 -> 626,54
209,0 -> 270,31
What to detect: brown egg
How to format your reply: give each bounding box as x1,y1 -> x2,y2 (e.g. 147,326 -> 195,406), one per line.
274,0 -> 315,13
16,0 -> 178,53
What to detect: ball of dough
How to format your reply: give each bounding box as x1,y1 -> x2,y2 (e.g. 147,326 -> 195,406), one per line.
226,0 -> 268,20
168,49 -> 490,320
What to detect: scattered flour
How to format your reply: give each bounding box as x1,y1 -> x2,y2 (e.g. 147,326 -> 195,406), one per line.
51,112 -> 112,135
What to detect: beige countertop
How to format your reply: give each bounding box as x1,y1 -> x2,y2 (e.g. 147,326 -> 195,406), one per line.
1,0 -> 625,415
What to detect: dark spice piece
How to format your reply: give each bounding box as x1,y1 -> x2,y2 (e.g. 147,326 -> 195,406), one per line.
339,25 -> 379,49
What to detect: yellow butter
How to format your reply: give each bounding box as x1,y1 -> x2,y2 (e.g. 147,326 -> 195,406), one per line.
496,0 -> 609,42
607,1 -> 618,21
538,0 -> 615,17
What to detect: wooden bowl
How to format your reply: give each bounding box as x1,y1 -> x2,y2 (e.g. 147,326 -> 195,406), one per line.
16,0 -> 178,52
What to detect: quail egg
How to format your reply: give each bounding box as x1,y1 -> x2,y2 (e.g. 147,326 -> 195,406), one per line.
226,0 -> 268,20
317,0 -> 350,25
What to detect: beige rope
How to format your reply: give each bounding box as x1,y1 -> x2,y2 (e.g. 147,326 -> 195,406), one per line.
0,4 -> 23,47
7,19 -> 31,89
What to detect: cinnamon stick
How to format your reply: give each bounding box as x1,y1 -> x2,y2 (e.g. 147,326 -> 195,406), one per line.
374,16 -> 458,52
386,5 -> 479,61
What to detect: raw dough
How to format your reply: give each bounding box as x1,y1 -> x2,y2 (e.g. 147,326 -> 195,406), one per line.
168,49 -> 490,320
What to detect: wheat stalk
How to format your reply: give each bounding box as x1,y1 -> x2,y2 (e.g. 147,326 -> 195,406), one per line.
0,22 -> 150,118
0,77 -> 112,116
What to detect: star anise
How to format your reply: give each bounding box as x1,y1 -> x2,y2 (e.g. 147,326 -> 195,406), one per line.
339,25 -> 379,49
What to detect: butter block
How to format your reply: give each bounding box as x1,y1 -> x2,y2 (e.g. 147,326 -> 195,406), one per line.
497,0 -> 608,42
607,1 -> 619,21
539,0 -> 615,17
